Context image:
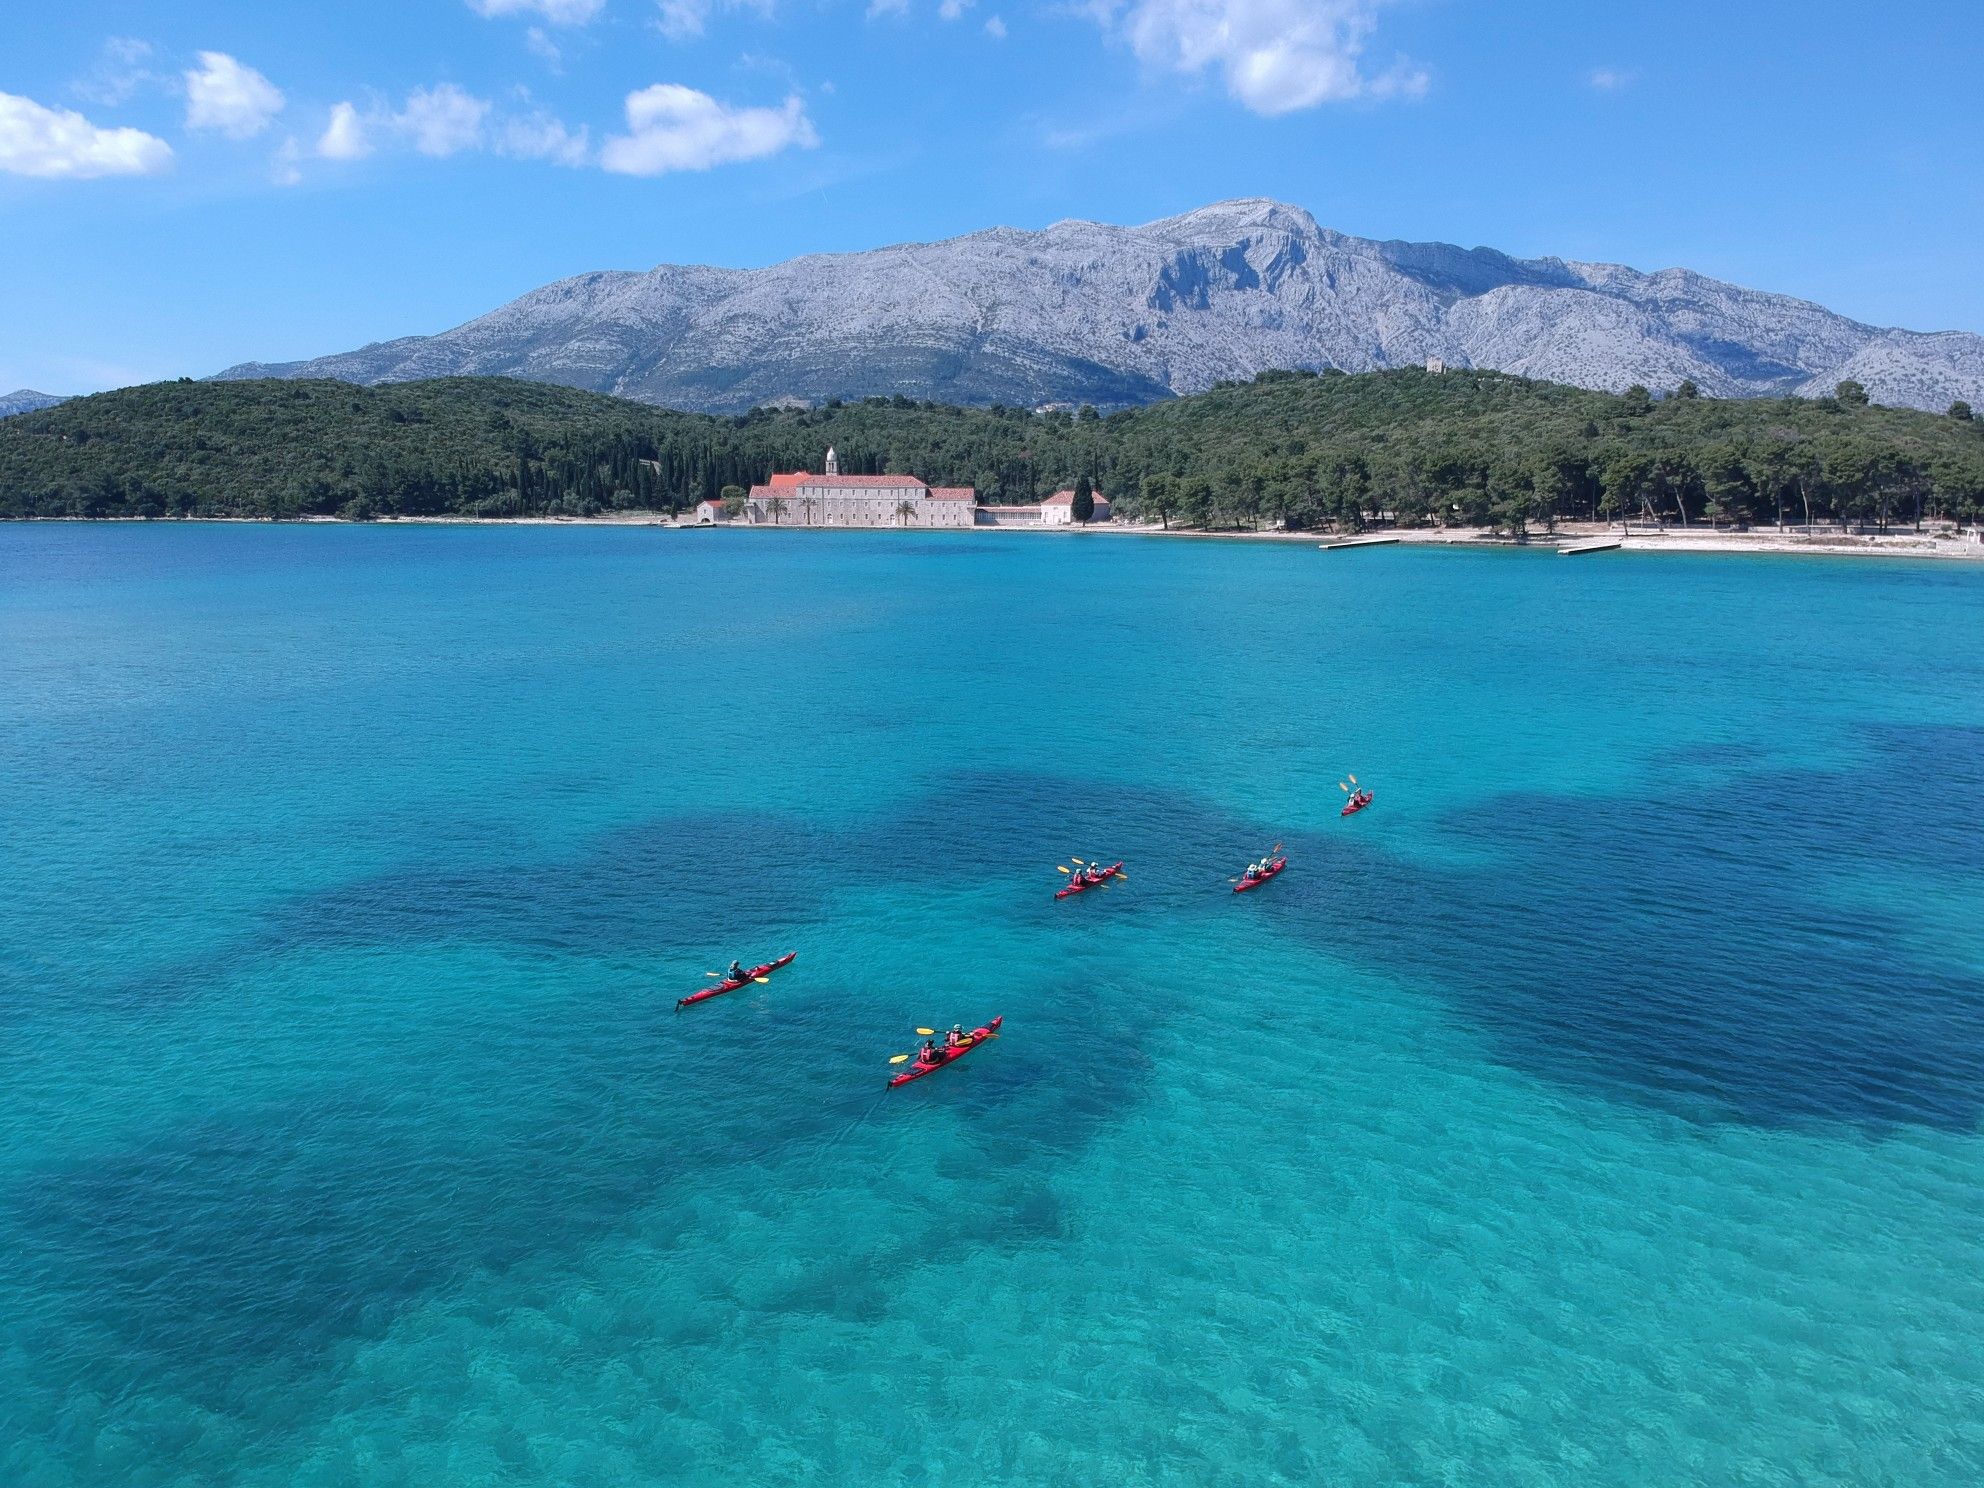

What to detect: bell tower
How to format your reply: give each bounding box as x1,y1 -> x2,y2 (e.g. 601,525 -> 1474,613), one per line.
824,445 -> 839,477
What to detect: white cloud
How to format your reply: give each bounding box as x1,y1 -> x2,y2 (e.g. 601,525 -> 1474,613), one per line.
939,0 -> 973,17
1099,0 -> 1425,115
0,90 -> 174,179
466,0 -> 605,23
313,90 -> 585,170
985,13 -> 1006,37
394,83 -> 491,157
72,37 -> 159,107
525,26 -> 563,64
317,100 -> 373,159
654,0 -> 774,39
1588,67 -> 1635,91
183,51 -> 286,138
499,110 -> 591,165
656,0 -> 712,37
600,84 -> 816,175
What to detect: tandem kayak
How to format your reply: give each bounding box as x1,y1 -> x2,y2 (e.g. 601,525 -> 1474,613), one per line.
889,1016 -> 1003,1087
677,951 -> 796,1009
1055,861 -> 1123,899
1233,857 -> 1287,892
1340,791 -> 1373,817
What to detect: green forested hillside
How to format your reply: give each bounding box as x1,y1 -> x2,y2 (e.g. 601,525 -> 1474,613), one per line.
3,370 -> 1980,531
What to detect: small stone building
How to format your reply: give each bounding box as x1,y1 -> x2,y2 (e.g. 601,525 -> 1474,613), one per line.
1039,489 -> 1111,526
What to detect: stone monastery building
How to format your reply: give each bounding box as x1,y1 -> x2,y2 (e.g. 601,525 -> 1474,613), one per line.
745,448 -> 976,527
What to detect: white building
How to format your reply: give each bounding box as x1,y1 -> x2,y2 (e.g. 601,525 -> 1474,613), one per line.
744,447 -> 976,528
694,497 -> 728,523
1038,488 -> 1111,526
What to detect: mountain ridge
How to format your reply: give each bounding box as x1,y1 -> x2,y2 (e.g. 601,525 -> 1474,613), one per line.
0,390 -> 69,420
213,199 -> 1984,414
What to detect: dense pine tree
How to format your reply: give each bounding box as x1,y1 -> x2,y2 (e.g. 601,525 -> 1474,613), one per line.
2,371 -> 1981,533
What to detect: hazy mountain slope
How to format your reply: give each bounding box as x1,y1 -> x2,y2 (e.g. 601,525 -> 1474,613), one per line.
214,200 -> 1984,413
0,390 -> 68,419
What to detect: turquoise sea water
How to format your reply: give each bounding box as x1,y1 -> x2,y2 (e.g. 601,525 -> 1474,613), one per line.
3,524 -> 1983,1486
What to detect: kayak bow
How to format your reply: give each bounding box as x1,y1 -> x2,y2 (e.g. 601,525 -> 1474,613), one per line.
1233,857 -> 1287,892
1055,861 -> 1123,899
889,1017 -> 1003,1087
676,951 -> 796,1009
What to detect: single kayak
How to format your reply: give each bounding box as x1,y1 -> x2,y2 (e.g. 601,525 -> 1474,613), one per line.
1341,791 -> 1374,817
1055,861 -> 1124,899
889,1017 -> 1003,1087
677,951 -> 796,1009
1233,857 -> 1287,892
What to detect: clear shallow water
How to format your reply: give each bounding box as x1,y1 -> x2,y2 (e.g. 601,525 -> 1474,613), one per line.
2,524 -> 1982,1486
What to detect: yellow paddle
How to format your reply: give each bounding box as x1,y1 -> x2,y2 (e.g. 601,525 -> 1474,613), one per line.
889,1054 -> 912,1064
1058,865 -> 1071,873
754,976 -> 771,983
916,1028 -> 936,1036
1071,856 -> 1087,865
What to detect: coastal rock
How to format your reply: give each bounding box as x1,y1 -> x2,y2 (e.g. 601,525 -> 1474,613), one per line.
211,199 -> 1984,413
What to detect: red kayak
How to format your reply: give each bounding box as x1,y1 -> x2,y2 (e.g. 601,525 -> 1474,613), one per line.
1233,857 -> 1287,892
1055,861 -> 1123,899
677,951 -> 796,1009
889,1017 -> 1003,1087
1340,791 -> 1373,817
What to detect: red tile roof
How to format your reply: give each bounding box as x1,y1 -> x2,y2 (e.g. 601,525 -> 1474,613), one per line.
792,474 -> 928,490
927,487 -> 977,501
1042,489 -> 1109,506
768,472 -> 808,489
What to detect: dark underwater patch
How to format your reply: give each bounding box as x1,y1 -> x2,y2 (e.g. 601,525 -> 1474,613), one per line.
1253,723 -> 1984,1132
0,782 -> 1185,1411
12,732 -> 1980,1427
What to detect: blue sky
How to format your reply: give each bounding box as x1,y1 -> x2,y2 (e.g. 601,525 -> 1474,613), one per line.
3,0 -> 1980,394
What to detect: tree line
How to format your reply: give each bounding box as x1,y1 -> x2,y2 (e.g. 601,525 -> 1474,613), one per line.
2,369 -> 1980,532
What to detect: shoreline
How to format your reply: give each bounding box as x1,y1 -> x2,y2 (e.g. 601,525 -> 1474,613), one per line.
9,513 -> 1982,561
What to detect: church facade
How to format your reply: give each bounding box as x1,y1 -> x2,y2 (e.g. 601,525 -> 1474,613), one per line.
744,448 -> 977,528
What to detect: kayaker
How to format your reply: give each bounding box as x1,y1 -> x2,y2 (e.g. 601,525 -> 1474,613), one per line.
918,1037 -> 941,1065
726,959 -> 747,982
945,1024 -> 966,1049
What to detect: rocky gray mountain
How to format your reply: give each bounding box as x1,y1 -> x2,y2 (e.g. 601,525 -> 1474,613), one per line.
0,390 -> 69,419
214,199 -> 1984,413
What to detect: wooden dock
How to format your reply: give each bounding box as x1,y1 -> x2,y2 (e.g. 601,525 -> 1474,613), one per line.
1316,535 -> 1402,551
1558,538 -> 1623,555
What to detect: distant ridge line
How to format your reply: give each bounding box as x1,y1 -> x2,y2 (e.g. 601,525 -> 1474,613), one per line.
211,199 -> 1984,415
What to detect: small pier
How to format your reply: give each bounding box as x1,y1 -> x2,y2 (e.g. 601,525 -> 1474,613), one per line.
1316,535 -> 1402,551
1558,538 -> 1623,555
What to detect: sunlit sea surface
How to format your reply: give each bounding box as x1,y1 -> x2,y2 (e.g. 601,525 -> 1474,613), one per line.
3,524 -> 1982,1486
